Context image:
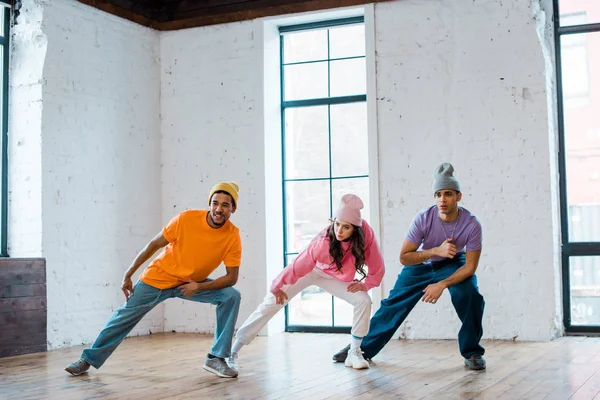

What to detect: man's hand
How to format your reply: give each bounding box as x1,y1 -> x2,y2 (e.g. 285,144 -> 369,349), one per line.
422,282 -> 445,304
347,282 -> 366,293
436,238 -> 457,258
178,282 -> 200,298
273,289 -> 288,305
121,275 -> 134,300
120,232 -> 169,301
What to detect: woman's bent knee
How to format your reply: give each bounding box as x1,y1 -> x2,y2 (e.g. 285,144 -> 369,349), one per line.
353,291 -> 372,307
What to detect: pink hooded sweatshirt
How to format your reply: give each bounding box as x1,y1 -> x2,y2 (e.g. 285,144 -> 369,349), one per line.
270,220 -> 385,293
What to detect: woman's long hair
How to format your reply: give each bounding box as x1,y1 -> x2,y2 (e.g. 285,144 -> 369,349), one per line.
326,220 -> 367,281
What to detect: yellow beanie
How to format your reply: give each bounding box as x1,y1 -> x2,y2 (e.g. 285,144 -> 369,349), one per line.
208,181 -> 240,208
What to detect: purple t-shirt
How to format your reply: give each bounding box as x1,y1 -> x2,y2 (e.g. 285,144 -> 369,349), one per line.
406,205 -> 482,263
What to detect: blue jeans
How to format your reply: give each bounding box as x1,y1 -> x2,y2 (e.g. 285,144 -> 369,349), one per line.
82,280 -> 241,368
362,254 -> 485,359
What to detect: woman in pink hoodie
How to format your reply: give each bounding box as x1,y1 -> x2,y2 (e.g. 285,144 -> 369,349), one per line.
230,194 -> 385,370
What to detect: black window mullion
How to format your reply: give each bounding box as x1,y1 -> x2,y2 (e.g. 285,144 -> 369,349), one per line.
282,55 -> 365,67
279,16 -> 364,34
558,22 -> 600,35
283,94 -> 366,109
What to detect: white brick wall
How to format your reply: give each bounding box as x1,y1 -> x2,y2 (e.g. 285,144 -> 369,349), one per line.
374,0 -> 560,341
160,22 -> 267,333
10,0 -> 164,348
8,0 -> 561,349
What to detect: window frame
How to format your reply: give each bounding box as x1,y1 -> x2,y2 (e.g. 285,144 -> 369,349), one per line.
279,16 -> 368,333
0,4 -> 10,257
554,1 -> 600,333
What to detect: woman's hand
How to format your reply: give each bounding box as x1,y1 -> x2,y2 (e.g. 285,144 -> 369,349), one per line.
347,282 -> 366,293
273,289 -> 289,305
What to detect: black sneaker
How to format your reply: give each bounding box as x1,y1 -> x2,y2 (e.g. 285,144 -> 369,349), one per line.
332,344 -> 350,362
65,358 -> 91,376
464,354 -> 486,370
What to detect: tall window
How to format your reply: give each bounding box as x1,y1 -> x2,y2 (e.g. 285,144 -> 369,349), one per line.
555,1 -> 600,332
279,17 -> 369,333
0,3 -> 10,257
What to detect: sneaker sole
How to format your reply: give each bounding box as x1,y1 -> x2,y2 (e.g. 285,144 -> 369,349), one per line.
203,365 -> 238,378
65,368 -> 88,376
466,365 -> 486,371
345,362 -> 370,370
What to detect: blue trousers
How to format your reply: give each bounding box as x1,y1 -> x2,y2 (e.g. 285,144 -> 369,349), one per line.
362,254 -> 485,359
81,280 -> 241,368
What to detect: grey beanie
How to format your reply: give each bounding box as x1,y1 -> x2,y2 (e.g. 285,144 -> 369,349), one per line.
433,163 -> 461,193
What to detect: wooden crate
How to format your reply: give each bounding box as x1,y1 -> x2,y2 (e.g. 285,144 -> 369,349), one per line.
0,258 -> 47,358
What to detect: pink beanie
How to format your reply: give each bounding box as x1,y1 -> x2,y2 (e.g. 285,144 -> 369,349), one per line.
334,194 -> 364,226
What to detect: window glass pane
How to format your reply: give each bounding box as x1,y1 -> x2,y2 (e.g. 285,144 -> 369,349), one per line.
571,256 -> 600,325
0,9 -> 5,255
288,284 -> 332,327
285,254 -> 333,327
333,296 -> 353,327
330,58 -> 366,97
561,31 -> 600,242
0,48 -> 3,119
560,4 -> 598,26
285,180 -> 331,254
284,61 -> 328,101
568,206 -> 600,242
330,102 -> 368,177
332,178 -> 370,225
284,106 -> 329,179
561,34 -> 590,104
0,45 -> 3,252
329,24 -> 365,59
283,29 -> 328,64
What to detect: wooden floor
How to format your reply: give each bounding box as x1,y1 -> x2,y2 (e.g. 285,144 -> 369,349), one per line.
2,333 -> 600,399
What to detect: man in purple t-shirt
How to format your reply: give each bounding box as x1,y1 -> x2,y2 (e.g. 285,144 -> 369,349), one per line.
333,163 -> 486,370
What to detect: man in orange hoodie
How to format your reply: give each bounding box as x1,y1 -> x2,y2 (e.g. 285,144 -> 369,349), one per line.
65,182 -> 243,378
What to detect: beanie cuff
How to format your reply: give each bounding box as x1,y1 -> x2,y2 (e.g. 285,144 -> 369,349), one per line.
208,182 -> 240,208
433,182 -> 461,193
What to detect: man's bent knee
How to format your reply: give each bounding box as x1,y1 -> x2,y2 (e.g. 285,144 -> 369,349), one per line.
222,287 -> 241,304
452,282 -> 483,303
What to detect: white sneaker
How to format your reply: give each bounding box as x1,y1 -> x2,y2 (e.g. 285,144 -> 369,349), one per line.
227,353 -> 239,371
344,347 -> 369,369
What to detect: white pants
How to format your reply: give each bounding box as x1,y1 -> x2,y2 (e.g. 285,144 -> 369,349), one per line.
235,268 -> 372,345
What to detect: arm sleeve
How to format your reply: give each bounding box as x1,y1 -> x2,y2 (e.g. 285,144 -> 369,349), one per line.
405,212 -> 425,246
162,212 -> 183,243
224,231 -> 242,267
270,236 -> 327,293
465,220 -> 483,252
